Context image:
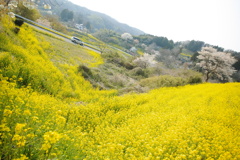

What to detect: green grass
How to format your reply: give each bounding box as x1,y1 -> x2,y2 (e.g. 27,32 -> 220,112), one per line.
28,20 -> 71,39
34,30 -> 103,68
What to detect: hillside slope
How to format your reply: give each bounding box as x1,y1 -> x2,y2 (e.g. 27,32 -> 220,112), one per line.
0,16 -> 240,160
39,0 -> 145,35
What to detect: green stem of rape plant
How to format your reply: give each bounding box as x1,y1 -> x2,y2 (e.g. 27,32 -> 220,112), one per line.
44,144 -> 53,160
64,109 -> 71,129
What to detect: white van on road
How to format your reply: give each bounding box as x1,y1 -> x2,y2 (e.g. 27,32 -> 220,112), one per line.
71,37 -> 84,46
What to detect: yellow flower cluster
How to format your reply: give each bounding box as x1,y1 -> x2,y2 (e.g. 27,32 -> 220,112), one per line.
15,123 -> 26,134
0,123 -> 11,132
12,134 -> 26,147
3,109 -> 12,117
43,131 -> 62,144
41,131 -> 61,155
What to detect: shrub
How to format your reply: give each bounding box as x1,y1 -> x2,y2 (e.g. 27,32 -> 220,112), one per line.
188,75 -> 202,83
131,67 -> 149,78
14,19 -> 24,26
139,75 -> 187,90
77,65 -> 105,89
177,69 -> 203,84
109,74 -> 126,88
13,27 -> 20,34
124,62 -> 135,70
13,2 -> 41,21
78,65 -> 93,78
102,51 -> 133,69
44,15 -> 68,34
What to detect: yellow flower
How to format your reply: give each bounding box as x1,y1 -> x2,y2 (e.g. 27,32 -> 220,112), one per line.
23,109 -> 31,116
12,134 -> 26,147
41,143 -> 51,151
27,133 -> 35,138
15,123 -> 26,134
32,116 -> 39,122
50,153 -> 57,157
3,109 -> 12,117
18,77 -> 23,82
43,131 -> 62,144
57,110 -> 63,114
56,115 -> 66,125
0,124 -> 11,132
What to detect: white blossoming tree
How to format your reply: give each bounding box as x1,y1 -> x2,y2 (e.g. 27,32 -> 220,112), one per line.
133,53 -> 157,68
0,0 -> 38,19
121,33 -> 133,40
197,47 -> 237,82
0,0 -> 37,9
0,0 -> 54,16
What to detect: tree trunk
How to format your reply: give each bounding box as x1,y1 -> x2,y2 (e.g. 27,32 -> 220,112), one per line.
205,71 -> 210,82
4,0 -> 11,6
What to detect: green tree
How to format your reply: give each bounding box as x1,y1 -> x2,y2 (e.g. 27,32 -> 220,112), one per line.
45,15 -> 67,33
60,9 -> 73,22
67,11 -> 73,21
153,36 -> 174,49
185,40 -> 204,52
85,21 -> 92,32
191,52 -> 199,62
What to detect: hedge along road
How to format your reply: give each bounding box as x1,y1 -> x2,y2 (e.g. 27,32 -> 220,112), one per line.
14,14 -> 101,53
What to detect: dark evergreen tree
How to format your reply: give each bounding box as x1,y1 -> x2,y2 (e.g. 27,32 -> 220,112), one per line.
191,52 -> 200,62
60,9 -> 74,22
185,40 -> 204,52
153,36 -> 174,49
212,45 -> 224,52
85,21 -> 92,32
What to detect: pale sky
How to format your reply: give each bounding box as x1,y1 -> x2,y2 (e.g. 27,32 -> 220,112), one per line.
69,0 -> 240,52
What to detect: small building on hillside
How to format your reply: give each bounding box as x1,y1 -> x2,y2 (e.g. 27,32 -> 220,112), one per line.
130,47 -> 137,53
75,24 -> 84,30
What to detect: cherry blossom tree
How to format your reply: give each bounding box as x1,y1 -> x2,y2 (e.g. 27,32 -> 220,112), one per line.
0,0 -> 56,14
121,33 -> 133,40
0,0 -> 38,19
1,0 -> 36,9
133,53 -> 157,68
197,47 -> 237,82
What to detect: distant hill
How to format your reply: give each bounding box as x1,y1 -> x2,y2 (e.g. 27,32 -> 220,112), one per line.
38,0 -> 144,35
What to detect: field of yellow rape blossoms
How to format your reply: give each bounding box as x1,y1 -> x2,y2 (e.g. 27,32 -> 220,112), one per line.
0,16 -> 240,160
1,77 -> 240,159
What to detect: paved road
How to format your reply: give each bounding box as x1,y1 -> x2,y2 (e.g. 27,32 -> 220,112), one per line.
26,22 -> 69,40
15,14 -> 101,53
